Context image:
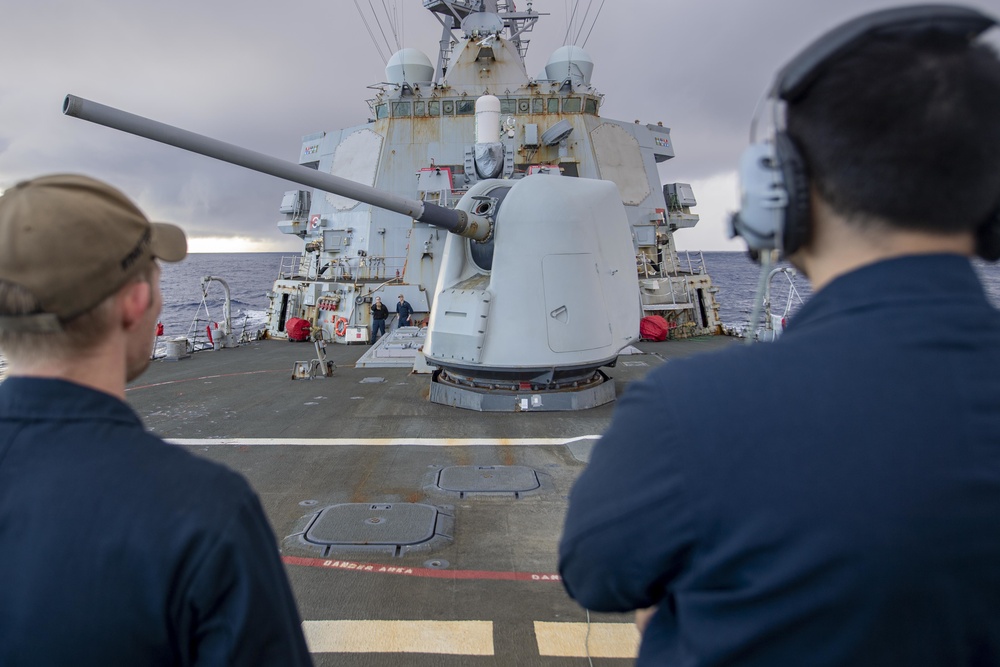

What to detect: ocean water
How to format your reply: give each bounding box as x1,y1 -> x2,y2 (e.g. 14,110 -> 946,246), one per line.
155,251 -> 1000,340
154,251 -> 802,344
157,252 -> 288,345
2,251 -> 999,379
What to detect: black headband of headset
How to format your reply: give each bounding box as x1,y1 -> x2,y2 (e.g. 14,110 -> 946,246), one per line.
774,4 -> 996,103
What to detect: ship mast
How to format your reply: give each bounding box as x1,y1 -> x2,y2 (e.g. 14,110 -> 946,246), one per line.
424,0 -> 542,81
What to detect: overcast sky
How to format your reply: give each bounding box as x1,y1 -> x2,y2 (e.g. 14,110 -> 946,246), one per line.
2,0 -> 998,252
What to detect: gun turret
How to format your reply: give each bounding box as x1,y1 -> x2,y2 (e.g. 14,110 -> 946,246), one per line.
61,95 -> 491,242
62,93 -> 641,413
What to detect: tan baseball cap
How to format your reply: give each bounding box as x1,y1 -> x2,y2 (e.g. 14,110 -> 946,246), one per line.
0,173 -> 187,332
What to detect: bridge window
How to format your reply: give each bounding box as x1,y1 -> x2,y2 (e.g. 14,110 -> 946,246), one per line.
392,102 -> 411,117
457,99 -> 476,115
517,99 -> 531,113
533,97 -> 545,114
547,98 -> 559,113
585,98 -> 599,115
428,101 -> 441,116
414,101 -> 426,116
442,100 -> 455,114
562,97 -> 582,113
500,98 -> 516,114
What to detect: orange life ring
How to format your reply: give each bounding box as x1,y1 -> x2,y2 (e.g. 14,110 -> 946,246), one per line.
335,317 -> 348,337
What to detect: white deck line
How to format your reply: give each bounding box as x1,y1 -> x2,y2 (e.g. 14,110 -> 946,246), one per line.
300,620 -> 639,657
534,621 -> 640,658
168,435 -> 601,446
303,620 -> 494,655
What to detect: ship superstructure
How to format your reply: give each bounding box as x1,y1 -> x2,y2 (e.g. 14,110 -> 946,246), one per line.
268,0 -> 721,343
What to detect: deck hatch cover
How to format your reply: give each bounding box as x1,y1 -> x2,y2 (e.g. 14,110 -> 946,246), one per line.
305,503 -> 439,546
436,465 -> 540,497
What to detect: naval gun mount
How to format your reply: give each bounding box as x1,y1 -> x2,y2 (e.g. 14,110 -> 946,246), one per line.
62,94 -> 640,411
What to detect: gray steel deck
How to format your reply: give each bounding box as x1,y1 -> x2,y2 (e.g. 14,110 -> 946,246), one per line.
126,335 -> 735,665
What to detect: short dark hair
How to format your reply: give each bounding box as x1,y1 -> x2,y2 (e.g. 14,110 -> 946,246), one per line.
787,30 -> 1000,233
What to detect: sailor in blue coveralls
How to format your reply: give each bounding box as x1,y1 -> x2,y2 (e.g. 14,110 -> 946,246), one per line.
0,174 -> 313,666
396,293 -> 414,327
560,6 -> 1000,667
370,295 -> 388,342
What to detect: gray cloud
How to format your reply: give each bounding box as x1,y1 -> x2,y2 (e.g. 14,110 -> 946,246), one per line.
2,0 -> 997,251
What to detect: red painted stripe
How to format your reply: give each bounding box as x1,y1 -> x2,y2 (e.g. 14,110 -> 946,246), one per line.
282,555 -> 562,583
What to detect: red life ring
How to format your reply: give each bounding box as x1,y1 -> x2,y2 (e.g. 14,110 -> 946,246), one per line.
335,317 -> 348,337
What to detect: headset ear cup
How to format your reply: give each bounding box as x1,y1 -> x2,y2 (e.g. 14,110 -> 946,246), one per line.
975,208 -> 1000,261
774,132 -> 812,255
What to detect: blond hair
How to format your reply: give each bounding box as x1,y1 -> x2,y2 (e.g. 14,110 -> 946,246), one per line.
0,262 -> 155,361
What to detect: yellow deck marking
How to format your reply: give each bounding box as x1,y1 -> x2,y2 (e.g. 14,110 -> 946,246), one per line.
169,435 -> 599,446
534,621 -> 640,658
303,620 -> 494,655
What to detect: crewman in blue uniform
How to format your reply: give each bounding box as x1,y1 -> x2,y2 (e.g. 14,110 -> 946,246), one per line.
396,293 -> 414,327
560,6 -> 1000,666
370,295 -> 389,342
0,175 -> 313,666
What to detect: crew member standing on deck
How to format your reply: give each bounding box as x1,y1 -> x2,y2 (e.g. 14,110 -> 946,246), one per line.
560,6 -> 1000,666
396,293 -> 413,327
0,175 -> 313,666
370,295 -> 388,343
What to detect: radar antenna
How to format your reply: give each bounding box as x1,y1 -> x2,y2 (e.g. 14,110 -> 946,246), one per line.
425,0 -> 544,77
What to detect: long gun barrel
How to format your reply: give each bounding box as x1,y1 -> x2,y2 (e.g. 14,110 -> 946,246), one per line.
62,94 -> 491,241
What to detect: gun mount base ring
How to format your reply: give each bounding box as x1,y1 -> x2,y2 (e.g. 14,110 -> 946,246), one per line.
429,368 -> 615,412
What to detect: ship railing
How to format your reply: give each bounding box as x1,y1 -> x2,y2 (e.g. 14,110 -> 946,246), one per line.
640,276 -> 696,314
637,253 -> 658,278
277,254 -> 408,282
637,250 -> 705,279
180,313 -> 256,353
278,255 -> 299,279
678,250 -> 708,276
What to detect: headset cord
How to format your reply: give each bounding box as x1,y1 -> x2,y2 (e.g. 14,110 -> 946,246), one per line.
585,608 -> 595,666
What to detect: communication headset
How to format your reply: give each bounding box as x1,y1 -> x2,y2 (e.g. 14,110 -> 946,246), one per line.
729,4 -> 1000,261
